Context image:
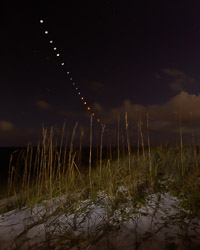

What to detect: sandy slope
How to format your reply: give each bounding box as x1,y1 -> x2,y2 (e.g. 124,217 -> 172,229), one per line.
0,192 -> 200,250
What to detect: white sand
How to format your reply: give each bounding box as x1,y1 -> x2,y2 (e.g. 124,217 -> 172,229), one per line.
0,192 -> 200,249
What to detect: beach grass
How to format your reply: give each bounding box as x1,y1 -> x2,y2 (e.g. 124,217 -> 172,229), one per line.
1,115 -> 200,249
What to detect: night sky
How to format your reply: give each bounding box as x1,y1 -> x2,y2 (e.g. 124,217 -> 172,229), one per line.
1,1 -> 200,146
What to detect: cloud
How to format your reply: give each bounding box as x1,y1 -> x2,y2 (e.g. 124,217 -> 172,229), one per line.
59,110 -> 80,118
93,102 -> 104,112
0,126 -> 42,147
161,68 -> 196,92
155,74 -> 161,79
97,91 -> 200,136
36,100 -> 52,110
0,120 -> 14,132
59,110 -> 88,119
162,69 -> 186,78
89,81 -> 105,92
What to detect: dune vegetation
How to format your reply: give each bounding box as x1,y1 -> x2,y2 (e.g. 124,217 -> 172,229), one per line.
1,114 -> 200,249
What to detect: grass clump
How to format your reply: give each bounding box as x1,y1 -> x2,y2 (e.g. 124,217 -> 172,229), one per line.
5,119 -> 200,215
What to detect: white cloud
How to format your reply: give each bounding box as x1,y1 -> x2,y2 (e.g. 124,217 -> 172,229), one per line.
162,69 -> 186,78
161,68 -> 196,92
0,120 -> 14,131
36,100 -> 52,110
93,102 -> 104,112
89,81 -> 104,92
97,91 -> 200,135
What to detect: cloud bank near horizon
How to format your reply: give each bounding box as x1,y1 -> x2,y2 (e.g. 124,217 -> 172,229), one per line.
94,91 -> 200,137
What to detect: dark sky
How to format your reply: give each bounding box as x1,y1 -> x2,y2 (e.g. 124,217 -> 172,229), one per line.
1,1 -> 200,146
